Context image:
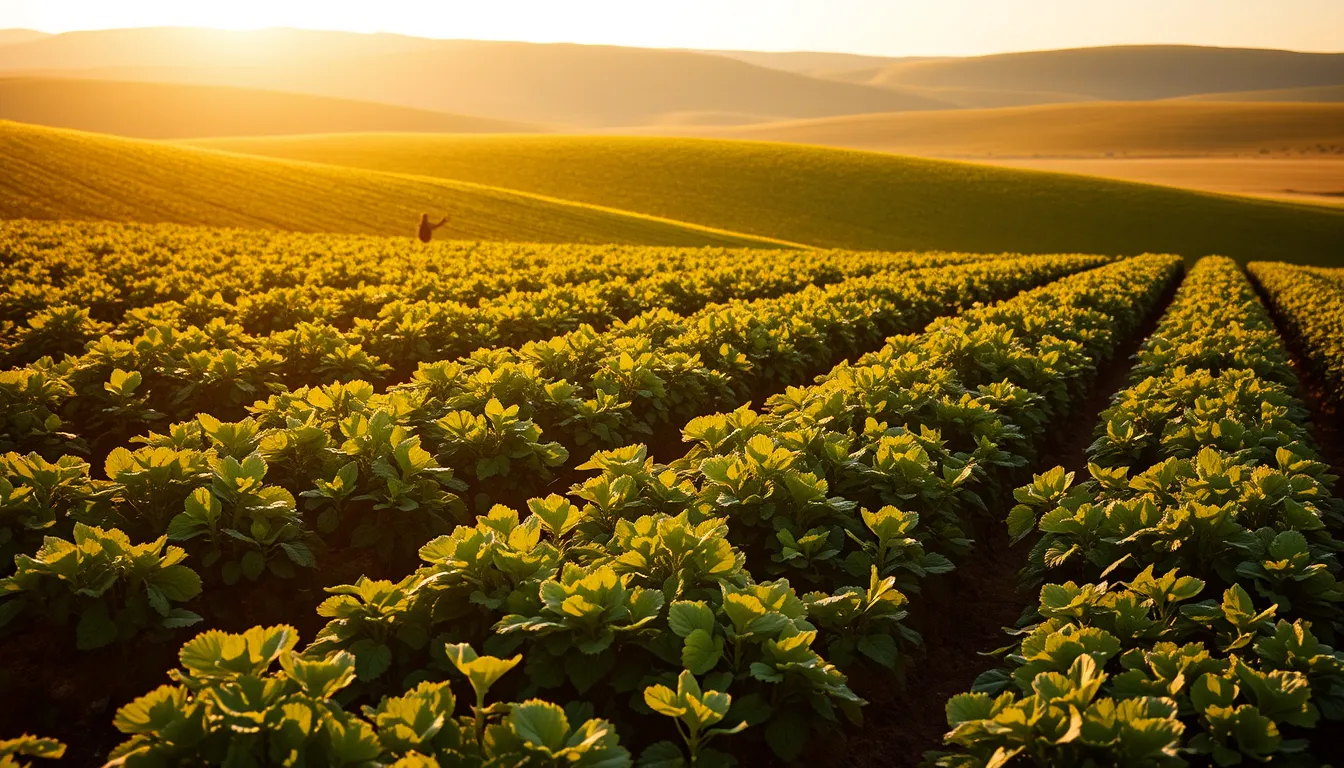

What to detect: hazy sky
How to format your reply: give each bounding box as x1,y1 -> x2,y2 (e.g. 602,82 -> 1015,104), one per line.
1,0 -> 1341,56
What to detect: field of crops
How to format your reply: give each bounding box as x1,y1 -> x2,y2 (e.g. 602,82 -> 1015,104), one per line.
1,219 -> 1342,767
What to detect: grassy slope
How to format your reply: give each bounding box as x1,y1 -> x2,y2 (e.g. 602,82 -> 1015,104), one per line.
0,29 -> 956,126
0,121 -> 784,247
1176,85 -> 1344,103
968,158 -> 1344,208
0,77 -> 544,139
872,45 -> 1344,100
191,134 -> 1344,265
672,101 -> 1344,156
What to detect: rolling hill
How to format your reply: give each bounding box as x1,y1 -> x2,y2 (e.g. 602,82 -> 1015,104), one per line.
0,28 -> 956,126
664,101 -> 1344,157
0,121 -> 784,247
1176,84 -> 1344,103
189,134 -> 1344,264
0,29 -> 48,47
0,26 -> 442,70
0,77 -> 542,139
869,45 -> 1344,101
691,50 -> 931,76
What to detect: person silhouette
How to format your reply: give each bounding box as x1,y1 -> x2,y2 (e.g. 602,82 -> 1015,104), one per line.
418,213 -> 450,243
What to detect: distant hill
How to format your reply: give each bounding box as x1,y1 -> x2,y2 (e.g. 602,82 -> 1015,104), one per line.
0,29 -> 48,47
1176,84 -> 1344,103
0,121 -> 782,247
691,50 -> 933,76
0,77 -> 542,139
7,30 -> 1341,122
188,133 -> 1344,265
876,84 -> 1092,109
0,28 -> 956,126
667,101 -> 1344,157
870,45 -> 1344,101
0,26 -> 441,70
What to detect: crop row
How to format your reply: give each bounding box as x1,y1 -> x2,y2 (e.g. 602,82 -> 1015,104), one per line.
1250,261 -> 1344,410
934,257 -> 1344,766
0,247 -> 996,372
0,255 -> 1183,765
0,254 -> 1101,624
1,254 -> 1098,464
0,219 -> 964,327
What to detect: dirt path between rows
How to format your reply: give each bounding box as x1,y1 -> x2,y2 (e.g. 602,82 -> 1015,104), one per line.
1248,278 -> 1344,485
836,275 -> 1179,767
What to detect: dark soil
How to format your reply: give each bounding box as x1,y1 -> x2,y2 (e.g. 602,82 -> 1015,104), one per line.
833,275 -> 1178,768
0,624 -> 178,766
1248,279 -> 1344,483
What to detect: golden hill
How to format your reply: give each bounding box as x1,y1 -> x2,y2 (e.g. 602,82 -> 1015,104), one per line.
0,121 -> 784,247
665,101 -> 1344,157
189,133 -> 1344,265
1176,85 -> 1344,103
0,28 -> 955,127
870,45 -> 1344,101
0,77 -> 542,139
0,29 -> 48,47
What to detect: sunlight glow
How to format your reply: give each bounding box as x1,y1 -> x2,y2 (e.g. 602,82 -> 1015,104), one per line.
0,0 -> 1341,56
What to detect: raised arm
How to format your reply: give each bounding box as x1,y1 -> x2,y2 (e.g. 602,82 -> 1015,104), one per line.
433,216 -> 450,229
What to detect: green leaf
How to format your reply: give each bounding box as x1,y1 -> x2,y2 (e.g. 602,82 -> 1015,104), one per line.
667,601 -> 715,639
528,495 -> 581,537
446,642 -> 521,700
946,693 -> 995,725
112,684 -> 189,734
350,639 -> 393,681
153,565 -> 203,602
643,684 -> 684,718
161,609 -> 203,629
220,559 -> 242,585
764,709 -> 809,761
1006,504 -> 1038,541
240,550 -> 266,582
145,584 -> 170,617
279,650 -> 358,698
636,741 -> 686,768
510,700 -> 570,752
1191,673 -> 1238,714
857,633 -> 899,668
682,629 -> 723,675
280,542 -> 316,569
76,602 -> 119,650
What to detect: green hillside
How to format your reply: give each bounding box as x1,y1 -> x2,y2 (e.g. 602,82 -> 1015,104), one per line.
193,133 -> 1344,265
0,121 -> 784,247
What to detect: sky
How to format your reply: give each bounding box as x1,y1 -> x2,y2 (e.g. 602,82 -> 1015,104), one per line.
1,0 -> 1341,56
